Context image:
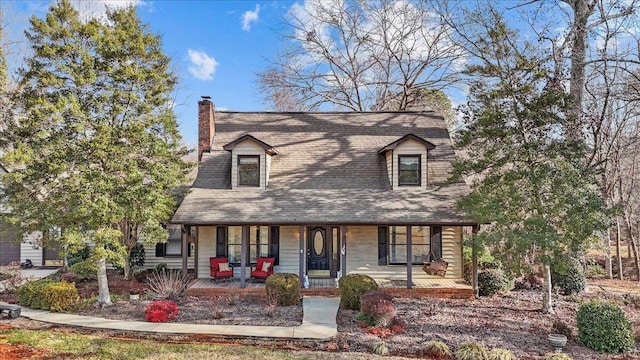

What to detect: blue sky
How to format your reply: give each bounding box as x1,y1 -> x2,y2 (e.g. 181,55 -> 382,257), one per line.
5,1 -> 297,148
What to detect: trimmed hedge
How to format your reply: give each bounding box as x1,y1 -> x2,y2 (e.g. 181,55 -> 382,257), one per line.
552,258 -> 586,295
69,260 -> 97,281
478,269 -> 511,296
17,279 -> 78,312
338,274 -> 378,310
265,273 -> 300,306
577,299 -> 634,353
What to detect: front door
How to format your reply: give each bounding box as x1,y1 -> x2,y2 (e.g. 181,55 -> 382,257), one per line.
308,227 -> 330,271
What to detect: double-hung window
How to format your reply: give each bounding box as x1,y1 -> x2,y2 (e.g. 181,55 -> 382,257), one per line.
219,226 -> 279,265
398,155 -> 420,186
387,226 -> 431,265
238,155 -> 260,186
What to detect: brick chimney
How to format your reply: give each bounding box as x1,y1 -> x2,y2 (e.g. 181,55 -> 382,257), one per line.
198,96 -> 215,161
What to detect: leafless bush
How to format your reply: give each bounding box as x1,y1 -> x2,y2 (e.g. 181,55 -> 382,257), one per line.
422,299 -> 445,316
0,265 -> 24,292
147,270 -> 190,300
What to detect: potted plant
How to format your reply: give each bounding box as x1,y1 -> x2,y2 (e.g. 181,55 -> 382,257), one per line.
129,288 -> 141,301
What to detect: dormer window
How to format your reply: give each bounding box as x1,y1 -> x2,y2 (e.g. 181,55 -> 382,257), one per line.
398,155 -> 421,186
238,155 -> 260,187
223,134 -> 278,189
379,134 -> 436,190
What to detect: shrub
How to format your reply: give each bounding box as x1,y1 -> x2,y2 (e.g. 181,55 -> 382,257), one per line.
42,282 -> 79,312
577,299 -> 634,353
543,354 -> 572,360
372,341 -> 389,356
552,258 -> 586,295
17,279 -> 55,309
147,269 -> 190,300
129,243 -> 146,268
514,272 -> 543,290
455,342 -> 488,360
422,340 -> 453,359
265,273 -> 300,306
66,246 -> 90,266
145,300 -> 179,323
155,263 -> 167,272
133,268 -> 149,283
69,260 -> 97,281
478,269 -> 511,297
338,274 -> 378,310
584,264 -> 605,279
487,348 -> 516,360
355,311 -> 377,327
360,291 -> 395,327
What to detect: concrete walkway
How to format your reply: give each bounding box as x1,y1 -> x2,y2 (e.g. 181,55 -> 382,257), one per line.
15,297 -> 341,340
0,268 -> 60,292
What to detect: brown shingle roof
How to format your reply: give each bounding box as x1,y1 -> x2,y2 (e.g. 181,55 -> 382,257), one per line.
173,111 -> 474,225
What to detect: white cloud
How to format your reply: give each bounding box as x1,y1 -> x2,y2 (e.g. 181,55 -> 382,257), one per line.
242,5 -> 260,32
187,49 -> 219,81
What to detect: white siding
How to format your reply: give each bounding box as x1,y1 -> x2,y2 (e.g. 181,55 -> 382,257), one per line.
142,245 -> 195,270
230,140 -> 266,189
278,226 -> 301,275
345,225 -> 463,280
393,139 -> 428,190
197,226 -> 216,279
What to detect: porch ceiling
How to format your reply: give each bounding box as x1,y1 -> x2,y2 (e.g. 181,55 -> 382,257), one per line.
171,184 -> 476,226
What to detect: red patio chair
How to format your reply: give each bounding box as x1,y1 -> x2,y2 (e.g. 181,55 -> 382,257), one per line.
250,257 -> 275,280
210,257 -> 233,281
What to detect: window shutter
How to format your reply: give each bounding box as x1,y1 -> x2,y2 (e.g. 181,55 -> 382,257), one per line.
155,242 -> 166,257
269,226 -> 280,265
187,241 -> 192,257
216,226 -> 227,257
431,226 -> 442,260
378,226 -> 388,266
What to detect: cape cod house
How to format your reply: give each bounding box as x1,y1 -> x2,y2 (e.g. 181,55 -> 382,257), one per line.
169,98 -> 478,297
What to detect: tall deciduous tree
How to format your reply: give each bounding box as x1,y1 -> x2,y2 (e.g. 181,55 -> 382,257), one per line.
1,0 -> 191,303
257,0 -> 464,111
451,11 -> 610,313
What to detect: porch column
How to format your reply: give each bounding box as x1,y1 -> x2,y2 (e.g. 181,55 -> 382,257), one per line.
298,225 -> 305,287
240,225 -> 249,288
181,225 -> 188,277
472,225 -> 480,298
406,225 -> 412,289
340,225 -> 347,276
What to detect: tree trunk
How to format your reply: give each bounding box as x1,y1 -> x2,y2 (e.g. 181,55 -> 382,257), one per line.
564,0 -> 596,142
96,257 -> 112,305
617,217 -> 623,280
625,215 -> 640,282
542,264 -> 554,314
606,229 -> 613,279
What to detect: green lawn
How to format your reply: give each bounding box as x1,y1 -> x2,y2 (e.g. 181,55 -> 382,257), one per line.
0,329 -> 406,360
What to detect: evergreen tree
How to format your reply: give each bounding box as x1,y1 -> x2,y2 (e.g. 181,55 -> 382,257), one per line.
452,13 -> 610,313
1,0 -> 191,304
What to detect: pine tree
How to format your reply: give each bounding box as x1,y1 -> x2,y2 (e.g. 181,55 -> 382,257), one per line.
2,0 -> 191,304
452,13 -> 610,313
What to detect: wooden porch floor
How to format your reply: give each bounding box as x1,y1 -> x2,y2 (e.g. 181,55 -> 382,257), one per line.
185,277 -> 473,299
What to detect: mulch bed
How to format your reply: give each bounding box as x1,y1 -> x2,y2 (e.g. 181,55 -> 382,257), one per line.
3,269 -> 640,359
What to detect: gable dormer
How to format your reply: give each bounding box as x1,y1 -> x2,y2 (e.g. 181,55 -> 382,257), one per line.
223,134 -> 278,189
378,134 -> 436,190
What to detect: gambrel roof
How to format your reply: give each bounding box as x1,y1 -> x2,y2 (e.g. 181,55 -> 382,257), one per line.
172,111 -> 473,225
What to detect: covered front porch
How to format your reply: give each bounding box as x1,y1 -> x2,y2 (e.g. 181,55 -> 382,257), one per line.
173,223 -> 480,298
185,275 -> 473,299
